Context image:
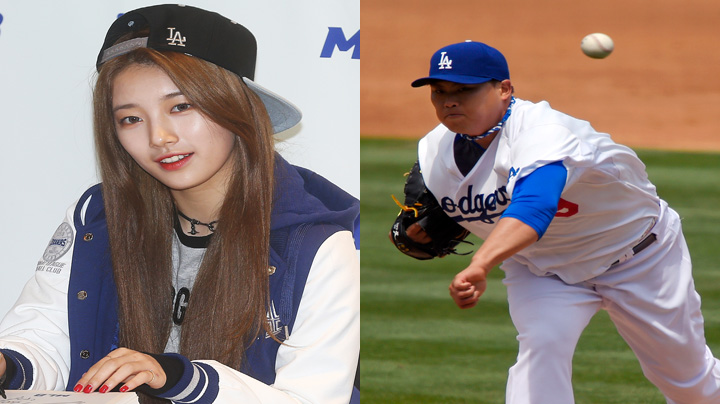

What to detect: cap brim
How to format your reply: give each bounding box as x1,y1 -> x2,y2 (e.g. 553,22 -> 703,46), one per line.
411,74 -> 494,87
243,78 -> 302,134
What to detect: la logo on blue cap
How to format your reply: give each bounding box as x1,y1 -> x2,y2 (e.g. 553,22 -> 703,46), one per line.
438,52 -> 452,70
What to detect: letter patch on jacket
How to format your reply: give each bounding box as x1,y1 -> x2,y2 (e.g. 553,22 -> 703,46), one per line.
37,222 -> 74,274
266,301 -> 289,340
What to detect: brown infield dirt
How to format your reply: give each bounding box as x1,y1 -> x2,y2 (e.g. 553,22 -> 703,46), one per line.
361,0 -> 720,152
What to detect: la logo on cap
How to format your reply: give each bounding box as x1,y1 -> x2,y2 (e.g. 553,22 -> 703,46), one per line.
166,27 -> 186,47
438,51 -> 452,70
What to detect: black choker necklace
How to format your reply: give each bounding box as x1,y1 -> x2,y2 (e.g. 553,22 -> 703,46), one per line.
177,210 -> 218,235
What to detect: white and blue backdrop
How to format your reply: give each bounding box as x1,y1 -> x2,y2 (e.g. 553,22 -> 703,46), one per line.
0,0 -> 359,315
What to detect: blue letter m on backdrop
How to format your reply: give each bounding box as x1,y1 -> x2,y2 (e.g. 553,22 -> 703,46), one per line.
321,28 -> 359,59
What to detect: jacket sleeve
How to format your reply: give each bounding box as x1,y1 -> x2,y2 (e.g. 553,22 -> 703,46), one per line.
157,231 -> 360,404
0,200 -> 81,390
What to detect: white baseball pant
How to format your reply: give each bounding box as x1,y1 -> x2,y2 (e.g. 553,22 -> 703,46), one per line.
502,205 -> 720,404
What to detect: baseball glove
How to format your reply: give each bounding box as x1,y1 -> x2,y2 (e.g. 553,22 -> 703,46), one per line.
389,161 -> 472,260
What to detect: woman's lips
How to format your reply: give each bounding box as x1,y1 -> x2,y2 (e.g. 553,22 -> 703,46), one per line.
156,153 -> 193,170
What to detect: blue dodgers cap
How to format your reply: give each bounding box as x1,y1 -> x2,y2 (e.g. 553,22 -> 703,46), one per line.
411,41 -> 510,87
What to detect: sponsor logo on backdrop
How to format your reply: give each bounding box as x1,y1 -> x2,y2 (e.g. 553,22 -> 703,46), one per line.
0,12 -> 4,37
321,27 -> 359,59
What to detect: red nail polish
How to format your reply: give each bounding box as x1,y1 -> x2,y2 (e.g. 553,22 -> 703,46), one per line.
73,384 -> 83,393
119,385 -> 129,393
83,385 -> 93,394
99,385 -> 109,394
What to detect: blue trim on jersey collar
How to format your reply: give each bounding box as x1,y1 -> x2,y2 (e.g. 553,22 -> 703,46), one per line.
460,96 -> 515,142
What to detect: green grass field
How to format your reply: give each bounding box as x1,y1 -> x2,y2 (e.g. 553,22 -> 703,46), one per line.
360,138 -> 720,403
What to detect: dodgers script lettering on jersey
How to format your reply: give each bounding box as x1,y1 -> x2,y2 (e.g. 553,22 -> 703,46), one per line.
438,173 -> 577,223
440,184 -> 510,224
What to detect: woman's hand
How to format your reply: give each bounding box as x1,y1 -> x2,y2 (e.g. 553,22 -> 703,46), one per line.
74,348 -> 166,394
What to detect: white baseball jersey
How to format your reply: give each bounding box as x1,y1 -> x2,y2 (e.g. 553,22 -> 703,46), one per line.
419,98 -> 661,284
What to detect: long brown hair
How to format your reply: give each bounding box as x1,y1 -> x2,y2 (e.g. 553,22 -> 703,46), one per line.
93,47 -> 276,384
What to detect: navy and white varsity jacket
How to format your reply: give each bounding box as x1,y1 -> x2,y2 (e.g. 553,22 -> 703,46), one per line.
0,156 -> 360,403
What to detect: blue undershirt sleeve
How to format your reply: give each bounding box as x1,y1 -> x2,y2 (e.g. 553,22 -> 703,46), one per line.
501,161 -> 567,239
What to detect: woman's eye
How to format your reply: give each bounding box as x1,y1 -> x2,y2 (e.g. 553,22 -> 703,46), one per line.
119,116 -> 142,125
172,103 -> 192,112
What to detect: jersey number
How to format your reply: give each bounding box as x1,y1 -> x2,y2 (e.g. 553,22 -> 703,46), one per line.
555,198 -> 579,217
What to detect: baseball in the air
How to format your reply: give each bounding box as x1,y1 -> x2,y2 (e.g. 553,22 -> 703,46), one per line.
580,33 -> 614,59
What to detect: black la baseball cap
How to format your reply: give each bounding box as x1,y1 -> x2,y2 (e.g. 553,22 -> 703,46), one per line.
97,4 -> 301,134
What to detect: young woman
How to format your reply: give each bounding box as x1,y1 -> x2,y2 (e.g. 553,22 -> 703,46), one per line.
0,5 -> 359,404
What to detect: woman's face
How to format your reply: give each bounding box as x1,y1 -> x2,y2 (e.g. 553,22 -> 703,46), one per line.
112,64 -> 236,195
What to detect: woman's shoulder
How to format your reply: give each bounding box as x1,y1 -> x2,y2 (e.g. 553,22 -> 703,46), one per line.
272,156 -> 358,234
67,184 -> 106,231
